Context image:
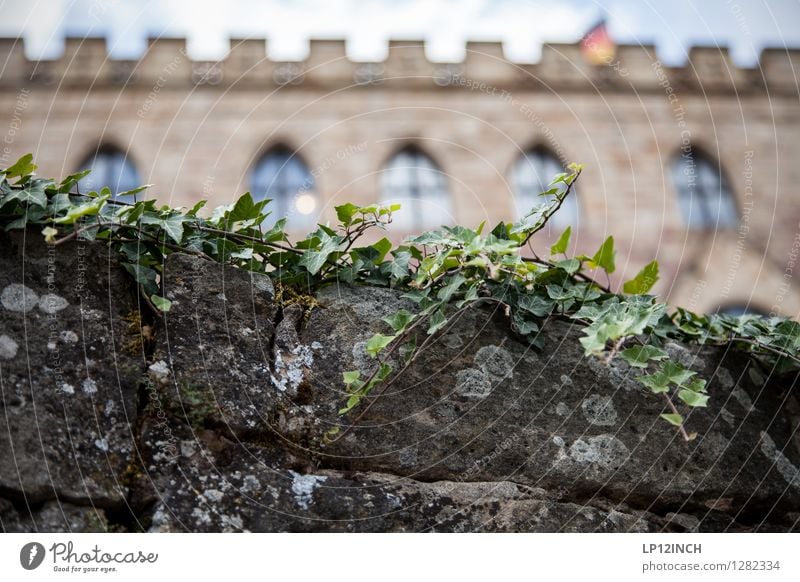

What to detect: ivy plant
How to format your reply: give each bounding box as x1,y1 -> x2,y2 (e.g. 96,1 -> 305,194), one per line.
1,154 -> 798,444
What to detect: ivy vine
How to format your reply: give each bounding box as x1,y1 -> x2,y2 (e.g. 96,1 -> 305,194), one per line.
1,154 -> 798,444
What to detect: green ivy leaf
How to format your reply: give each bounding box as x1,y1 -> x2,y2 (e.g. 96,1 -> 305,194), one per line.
660,361 -> 696,387
116,184 -> 152,198
54,191 -> 110,223
262,217 -> 288,243
298,232 -> 345,275
546,284 -> 573,302
365,333 -> 395,357
187,200 -> 207,217
57,169 -> 91,193
638,373 -> 671,394
619,345 -> 668,368
122,263 -> 158,295
623,260 -> 659,295
335,202 -> 360,226
684,377 -> 707,393
400,289 -> 429,304
141,213 -> 188,244
456,283 -> 479,308
638,361 -> 696,394
383,309 -> 414,333
151,295 -> 172,312
399,337 -> 416,364
384,250 -> 411,280
427,309 -> 448,335
551,225 -> 571,255
660,413 -> 684,427
231,247 -> 254,260
677,389 -> 709,408
340,394 -> 361,414
2,153 -> 37,180
343,370 -> 360,385
557,258 -> 581,275
517,294 -> 555,317
371,237 -> 392,264
512,311 -> 539,335
579,298 -> 663,356
437,274 -> 467,302
591,236 -> 616,274
49,193 -> 73,215
42,226 -> 59,243
1,178 -> 51,209
228,192 -> 268,223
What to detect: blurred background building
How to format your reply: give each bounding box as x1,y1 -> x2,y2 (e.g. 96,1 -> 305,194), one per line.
1,3 -> 799,317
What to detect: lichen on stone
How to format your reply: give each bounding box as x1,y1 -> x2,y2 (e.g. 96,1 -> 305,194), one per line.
82,378 -> 98,395
270,343 -> 315,396
0,334 -> 19,359
455,368 -> 492,398
38,293 -> 69,314
289,471 -> 328,510
474,344 -> 514,382
565,434 -> 629,470
148,360 -> 171,385
1,283 -> 39,313
581,394 -> 618,427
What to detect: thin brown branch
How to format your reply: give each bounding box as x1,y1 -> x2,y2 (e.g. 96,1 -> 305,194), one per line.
519,168 -> 581,248
727,336 -> 800,366
193,225 -> 302,254
520,255 -> 612,294
327,300 -> 481,443
662,392 -> 692,442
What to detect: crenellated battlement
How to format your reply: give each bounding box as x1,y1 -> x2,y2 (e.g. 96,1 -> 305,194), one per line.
0,35 -> 797,93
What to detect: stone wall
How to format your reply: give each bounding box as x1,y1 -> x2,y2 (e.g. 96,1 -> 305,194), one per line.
1,232 -> 798,532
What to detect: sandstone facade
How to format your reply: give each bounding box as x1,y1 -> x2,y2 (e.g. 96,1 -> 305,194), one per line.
0,37 -> 798,315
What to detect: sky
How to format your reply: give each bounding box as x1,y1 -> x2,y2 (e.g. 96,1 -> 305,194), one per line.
1,0 -> 799,66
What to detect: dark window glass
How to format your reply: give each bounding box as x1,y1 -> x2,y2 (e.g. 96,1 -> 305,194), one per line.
77,146 -> 140,197
380,147 -> 451,230
251,147 -> 317,228
718,305 -> 767,317
672,151 -> 738,229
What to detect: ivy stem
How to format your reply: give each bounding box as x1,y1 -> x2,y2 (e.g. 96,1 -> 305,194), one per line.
324,217 -> 387,279
727,336 -> 800,366
519,168 -> 581,248
194,225 -> 302,255
328,300 -> 479,444
139,283 -> 163,319
51,222 -> 103,246
520,256 -> 612,294
326,312 -> 431,443
604,337 -> 626,365
662,392 -> 691,441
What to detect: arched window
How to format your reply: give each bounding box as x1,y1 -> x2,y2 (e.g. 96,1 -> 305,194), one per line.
251,146 -> 317,228
671,150 -> 738,229
380,146 -> 451,230
718,304 -> 767,317
77,145 -> 140,197
511,148 -> 579,231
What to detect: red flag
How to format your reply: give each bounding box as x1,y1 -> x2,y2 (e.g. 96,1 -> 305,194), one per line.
581,20 -> 615,65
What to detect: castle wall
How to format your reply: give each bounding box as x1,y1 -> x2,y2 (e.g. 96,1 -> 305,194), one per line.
1,37 -> 798,315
